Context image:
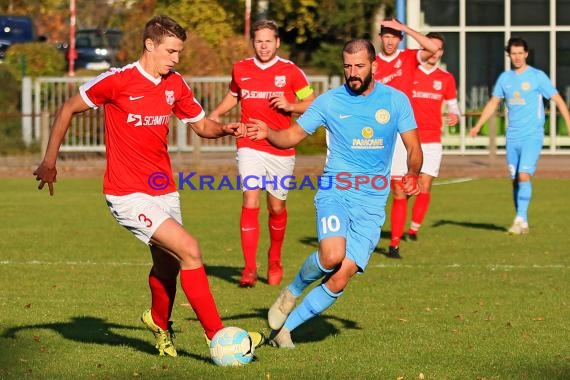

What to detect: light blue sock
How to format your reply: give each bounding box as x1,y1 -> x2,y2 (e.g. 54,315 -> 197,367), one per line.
288,251 -> 333,297
284,283 -> 343,332
516,181 -> 532,222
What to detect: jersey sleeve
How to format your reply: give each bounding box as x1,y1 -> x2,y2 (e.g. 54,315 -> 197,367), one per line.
492,73 -> 507,98
229,65 -> 240,97
412,49 -> 424,65
536,70 -> 558,99
297,95 -> 326,135
443,73 -> 461,115
79,70 -> 119,108
395,91 -> 417,133
172,77 -> 206,123
290,65 -> 314,100
444,73 -> 458,101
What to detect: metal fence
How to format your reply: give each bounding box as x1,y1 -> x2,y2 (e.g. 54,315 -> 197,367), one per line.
23,75 -> 336,154
21,76 -> 570,155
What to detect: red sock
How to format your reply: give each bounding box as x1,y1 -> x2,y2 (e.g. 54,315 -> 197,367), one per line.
410,192 -> 431,232
268,209 -> 287,264
390,198 -> 408,247
149,271 -> 177,331
180,267 -> 223,340
240,207 -> 260,272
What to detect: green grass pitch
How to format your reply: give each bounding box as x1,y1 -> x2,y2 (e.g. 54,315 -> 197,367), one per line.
0,177 -> 569,379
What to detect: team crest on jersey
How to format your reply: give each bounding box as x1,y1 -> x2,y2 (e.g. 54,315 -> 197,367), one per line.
375,109 -> 390,124
165,90 -> 175,105
362,127 -> 374,138
352,126 -> 384,149
394,59 -> 402,69
521,81 -> 531,91
433,80 -> 442,91
274,75 -> 286,88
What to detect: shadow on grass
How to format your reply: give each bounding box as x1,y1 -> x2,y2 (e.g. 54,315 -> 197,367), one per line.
187,307 -> 360,345
0,316 -> 209,363
204,264 -> 242,286
293,314 -> 361,344
432,219 -> 507,232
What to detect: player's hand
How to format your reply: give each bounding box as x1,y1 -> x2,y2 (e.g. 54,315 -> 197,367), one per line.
224,122 -> 246,138
246,118 -> 269,141
207,113 -> 221,123
380,18 -> 403,31
468,125 -> 481,138
269,96 -> 293,113
33,163 -> 57,196
402,174 -> 420,196
446,113 -> 459,126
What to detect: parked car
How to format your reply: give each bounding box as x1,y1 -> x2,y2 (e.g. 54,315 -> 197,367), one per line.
70,28 -> 122,70
0,15 -> 44,61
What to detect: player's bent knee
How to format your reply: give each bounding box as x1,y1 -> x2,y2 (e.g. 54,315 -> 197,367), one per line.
319,251 -> 345,270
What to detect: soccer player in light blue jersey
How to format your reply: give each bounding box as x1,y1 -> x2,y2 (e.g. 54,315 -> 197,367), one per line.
470,37 -> 570,234
246,39 -> 423,348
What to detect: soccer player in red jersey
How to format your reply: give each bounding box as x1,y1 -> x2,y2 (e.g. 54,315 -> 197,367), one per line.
209,20 -> 315,287
389,32 -> 461,257
33,15 -> 263,357
374,18 -> 437,259
374,17 -> 438,98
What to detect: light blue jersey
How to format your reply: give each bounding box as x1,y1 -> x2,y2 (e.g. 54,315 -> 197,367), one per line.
492,66 -> 558,140
298,82 -> 416,205
297,82 -> 416,271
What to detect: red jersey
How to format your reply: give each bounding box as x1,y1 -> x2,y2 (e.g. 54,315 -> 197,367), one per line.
411,65 -> 458,143
230,56 -> 313,156
374,49 -> 421,98
80,62 -> 205,196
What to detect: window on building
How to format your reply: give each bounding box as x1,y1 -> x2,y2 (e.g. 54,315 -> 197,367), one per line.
420,0 -> 459,26
439,32 -> 460,85
556,33 -> 570,109
467,0 -> 504,26
557,0 -> 570,25
466,32 -> 504,110
512,0 -> 549,25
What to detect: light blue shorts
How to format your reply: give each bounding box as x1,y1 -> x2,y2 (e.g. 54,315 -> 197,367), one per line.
314,191 -> 385,272
506,136 -> 543,179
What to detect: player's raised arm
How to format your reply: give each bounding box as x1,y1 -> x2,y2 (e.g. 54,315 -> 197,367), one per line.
381,18 -> 439,60
34,93 -> 90,196
246,118 -> 308,149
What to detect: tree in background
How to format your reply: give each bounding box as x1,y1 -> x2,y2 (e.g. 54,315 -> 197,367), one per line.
1,0 -> 393,76
153,0 -> 251,75
270,0 -> 392,75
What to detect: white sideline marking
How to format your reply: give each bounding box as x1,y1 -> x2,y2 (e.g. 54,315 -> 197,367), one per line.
433,178 -> 473,186
0,260 -> 566,271
0,260 -> 148,266
374,263 -> 568,270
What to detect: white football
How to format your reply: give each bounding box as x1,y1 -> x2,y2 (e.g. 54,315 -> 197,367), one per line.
209,326 -> 255,366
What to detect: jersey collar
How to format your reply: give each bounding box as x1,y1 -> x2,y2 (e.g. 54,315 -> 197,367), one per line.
253,56 -> 280,70
135,61 -> 162,85
418,64 -> 438,75
377,50 -> 402,63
